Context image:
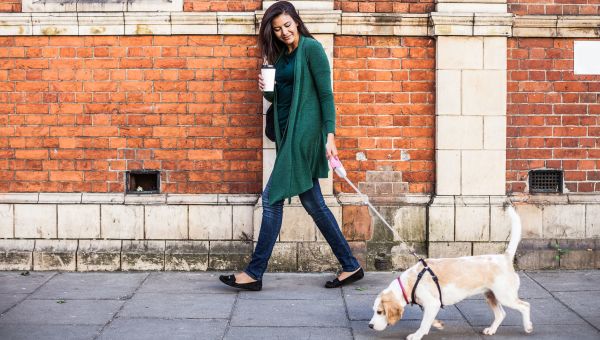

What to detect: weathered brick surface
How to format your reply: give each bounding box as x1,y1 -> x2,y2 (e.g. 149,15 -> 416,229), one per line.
0,36 -> 262,194
333,36 -> 435,195
335,0 -> 434,13
507,38 -> 600,193
0,0 -> 20,12
184,0 -> 261,11
508,0 -> 600,16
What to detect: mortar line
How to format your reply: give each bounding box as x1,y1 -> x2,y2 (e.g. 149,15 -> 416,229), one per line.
221,287 -> 241,340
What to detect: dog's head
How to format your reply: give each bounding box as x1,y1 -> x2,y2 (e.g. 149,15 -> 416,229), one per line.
368,290 -> 404,331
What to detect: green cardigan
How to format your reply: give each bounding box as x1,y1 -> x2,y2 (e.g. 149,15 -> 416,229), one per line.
264,35 -> 336,204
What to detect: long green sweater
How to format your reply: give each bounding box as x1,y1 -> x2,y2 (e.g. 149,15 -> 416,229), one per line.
263,35 -> 336,204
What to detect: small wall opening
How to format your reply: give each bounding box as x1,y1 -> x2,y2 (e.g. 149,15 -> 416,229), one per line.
126,171 -> 160,194
529,170 -> 563,194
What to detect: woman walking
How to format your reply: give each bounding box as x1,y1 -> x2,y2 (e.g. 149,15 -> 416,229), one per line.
219,1 -> 363,291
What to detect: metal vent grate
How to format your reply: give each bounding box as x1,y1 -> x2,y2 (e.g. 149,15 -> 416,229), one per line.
529,170 -> 563,193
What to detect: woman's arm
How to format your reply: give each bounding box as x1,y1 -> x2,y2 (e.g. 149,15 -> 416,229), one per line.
306,40 -> 336,136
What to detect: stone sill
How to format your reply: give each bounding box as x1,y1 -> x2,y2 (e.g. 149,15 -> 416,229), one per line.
0,193 -> 259,205
22,0 -> 183,13
0,12 -> 599,37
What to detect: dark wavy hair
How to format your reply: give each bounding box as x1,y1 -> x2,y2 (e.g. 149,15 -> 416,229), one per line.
259,1 -> 314,65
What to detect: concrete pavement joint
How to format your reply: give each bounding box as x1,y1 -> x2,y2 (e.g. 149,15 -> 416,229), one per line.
0,271 -> 58,318
91,271 -> 151,340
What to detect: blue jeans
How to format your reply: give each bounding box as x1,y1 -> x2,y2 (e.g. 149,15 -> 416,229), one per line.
244,177 -> 361,280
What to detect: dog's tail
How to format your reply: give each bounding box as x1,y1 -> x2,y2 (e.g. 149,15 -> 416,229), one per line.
505,205 -> 522,260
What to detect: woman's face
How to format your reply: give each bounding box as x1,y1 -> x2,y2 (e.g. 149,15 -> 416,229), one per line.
271,13 -> 299,49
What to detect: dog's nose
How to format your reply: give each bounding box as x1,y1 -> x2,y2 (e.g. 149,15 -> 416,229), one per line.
368,323 -> 374,329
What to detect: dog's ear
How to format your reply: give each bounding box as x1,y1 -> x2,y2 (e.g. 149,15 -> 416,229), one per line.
381,291 -> 403,325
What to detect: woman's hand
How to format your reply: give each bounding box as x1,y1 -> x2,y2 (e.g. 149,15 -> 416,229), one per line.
258,74 -> 265,92
326,133 -> 338,160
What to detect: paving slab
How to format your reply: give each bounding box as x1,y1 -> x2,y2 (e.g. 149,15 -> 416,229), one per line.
0,299 -> 123,325
456,298 -> 589,327
118,293 -> 235,319
239,273 -> 343,300
0,271 -> 55,294
0,324 -> 101,340
527,270 -> 600,292
224,326 -> 353,340
137,272 -> 235,294
98,318 -> 228,340
491,324 -> 600,340
0,293 -> 27,314
345,293 -> 463,321
231,299 -> 348,327
351,320 -> 483,340
30,272 -> 147,300
341,272 -> 398,296
554,291 -> 600,328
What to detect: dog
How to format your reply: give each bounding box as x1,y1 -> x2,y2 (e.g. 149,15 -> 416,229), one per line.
368,205 -> 532,339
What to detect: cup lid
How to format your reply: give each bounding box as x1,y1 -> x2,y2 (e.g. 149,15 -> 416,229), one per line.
261,65 -> 275,69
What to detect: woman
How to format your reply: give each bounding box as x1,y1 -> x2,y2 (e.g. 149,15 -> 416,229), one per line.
219,1 -> 363,291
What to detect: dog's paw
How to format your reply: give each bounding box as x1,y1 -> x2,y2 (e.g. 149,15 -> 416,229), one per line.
482,327 -> 497,335
432,320 -> 445,330
406,333 -> 423,340
524,322 -> 533,333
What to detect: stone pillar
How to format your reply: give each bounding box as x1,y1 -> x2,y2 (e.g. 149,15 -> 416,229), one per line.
429,1 -> 513,256
255,1 -> 343,271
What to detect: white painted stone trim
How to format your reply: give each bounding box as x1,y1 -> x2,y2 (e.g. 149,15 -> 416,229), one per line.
263,0 -> 334,11
0,12 -> 599,37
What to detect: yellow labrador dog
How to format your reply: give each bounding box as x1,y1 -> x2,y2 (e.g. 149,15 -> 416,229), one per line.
369,206 -> 532,339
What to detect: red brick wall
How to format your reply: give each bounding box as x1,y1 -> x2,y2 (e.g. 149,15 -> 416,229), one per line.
0,0 -> 21,12
0,36 -> 263,194
333,36 -> 435,194
335,0 -> 434,13
509,0 -> 600,15
507,38 -> 600,193
184,0 -> 261,11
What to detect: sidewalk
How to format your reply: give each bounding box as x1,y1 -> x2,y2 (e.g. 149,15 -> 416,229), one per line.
0,270 -> 598,340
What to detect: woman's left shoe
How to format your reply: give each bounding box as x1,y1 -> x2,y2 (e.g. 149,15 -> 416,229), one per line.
219,274 -> 262,291
325,268 -> 364,288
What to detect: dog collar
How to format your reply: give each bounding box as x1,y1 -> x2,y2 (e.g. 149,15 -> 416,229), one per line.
396,277 -> 410,305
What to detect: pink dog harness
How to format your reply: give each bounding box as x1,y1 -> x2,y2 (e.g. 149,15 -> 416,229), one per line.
396,277 -> 410,305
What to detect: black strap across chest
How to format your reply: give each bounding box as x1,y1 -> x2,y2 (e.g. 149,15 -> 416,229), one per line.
410,258 -> 444,309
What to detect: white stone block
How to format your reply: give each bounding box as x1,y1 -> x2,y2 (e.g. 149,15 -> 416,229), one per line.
125,194 -> 166,205
264,1 -> 334,10
0,204 -> 13,238
167,194 -> 218,205
217,12 -> 256,35
127,0 -> 183,11
280,205 -> 316,241
437,37 -> 483,70
484,116 -> 506,150
587,205 -> 600,237
58,205 -> 101,239
23,0 -> 76,12
436,151 -> 461,195
437,115 -> 483,150
101,205 -> 144,239
456,204 -> 490,241
430,13 -> 474,36
77,240 -> 122,271
543,205 -> 586,238
0,14 -> 32,36
122,240 -> 165,271
263,149 -> 276,190
462,70 -> 506,116
462,150 -> 505,195
33,240 -> 78,271
429,203 -> 454,241
189,205 -> 232,240
436,70 -> 461,115
15,204 -> 57,239
78,13 -> 125,36
515,204 -> 543,238
491,205 -> 512,241
171,13 -> 218,35
39,193 -> 82,204
302,12 -> 341,34
429,242 -> 472,258
0,239 -> 33,271
392,206 -> 426,242
78,1 -> 126,12
0,193 -> 38,203
217,194 -> 258,205
483,37 -> 507,70
145,206 -> 188,239
124,13 -> 171,35
32,13 -> 78,36
473,242 -> 507,255
82,193 -> 125,204
233,206 -> 254,241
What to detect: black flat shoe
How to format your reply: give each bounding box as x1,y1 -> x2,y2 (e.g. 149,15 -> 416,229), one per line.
325,268 -> 364,288
219,274 -> 262,291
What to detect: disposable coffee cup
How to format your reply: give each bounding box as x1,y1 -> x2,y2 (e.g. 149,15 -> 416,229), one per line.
261,65 -> 276,92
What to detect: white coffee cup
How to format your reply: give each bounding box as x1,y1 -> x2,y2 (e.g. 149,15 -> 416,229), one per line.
261,65 -> 276,92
